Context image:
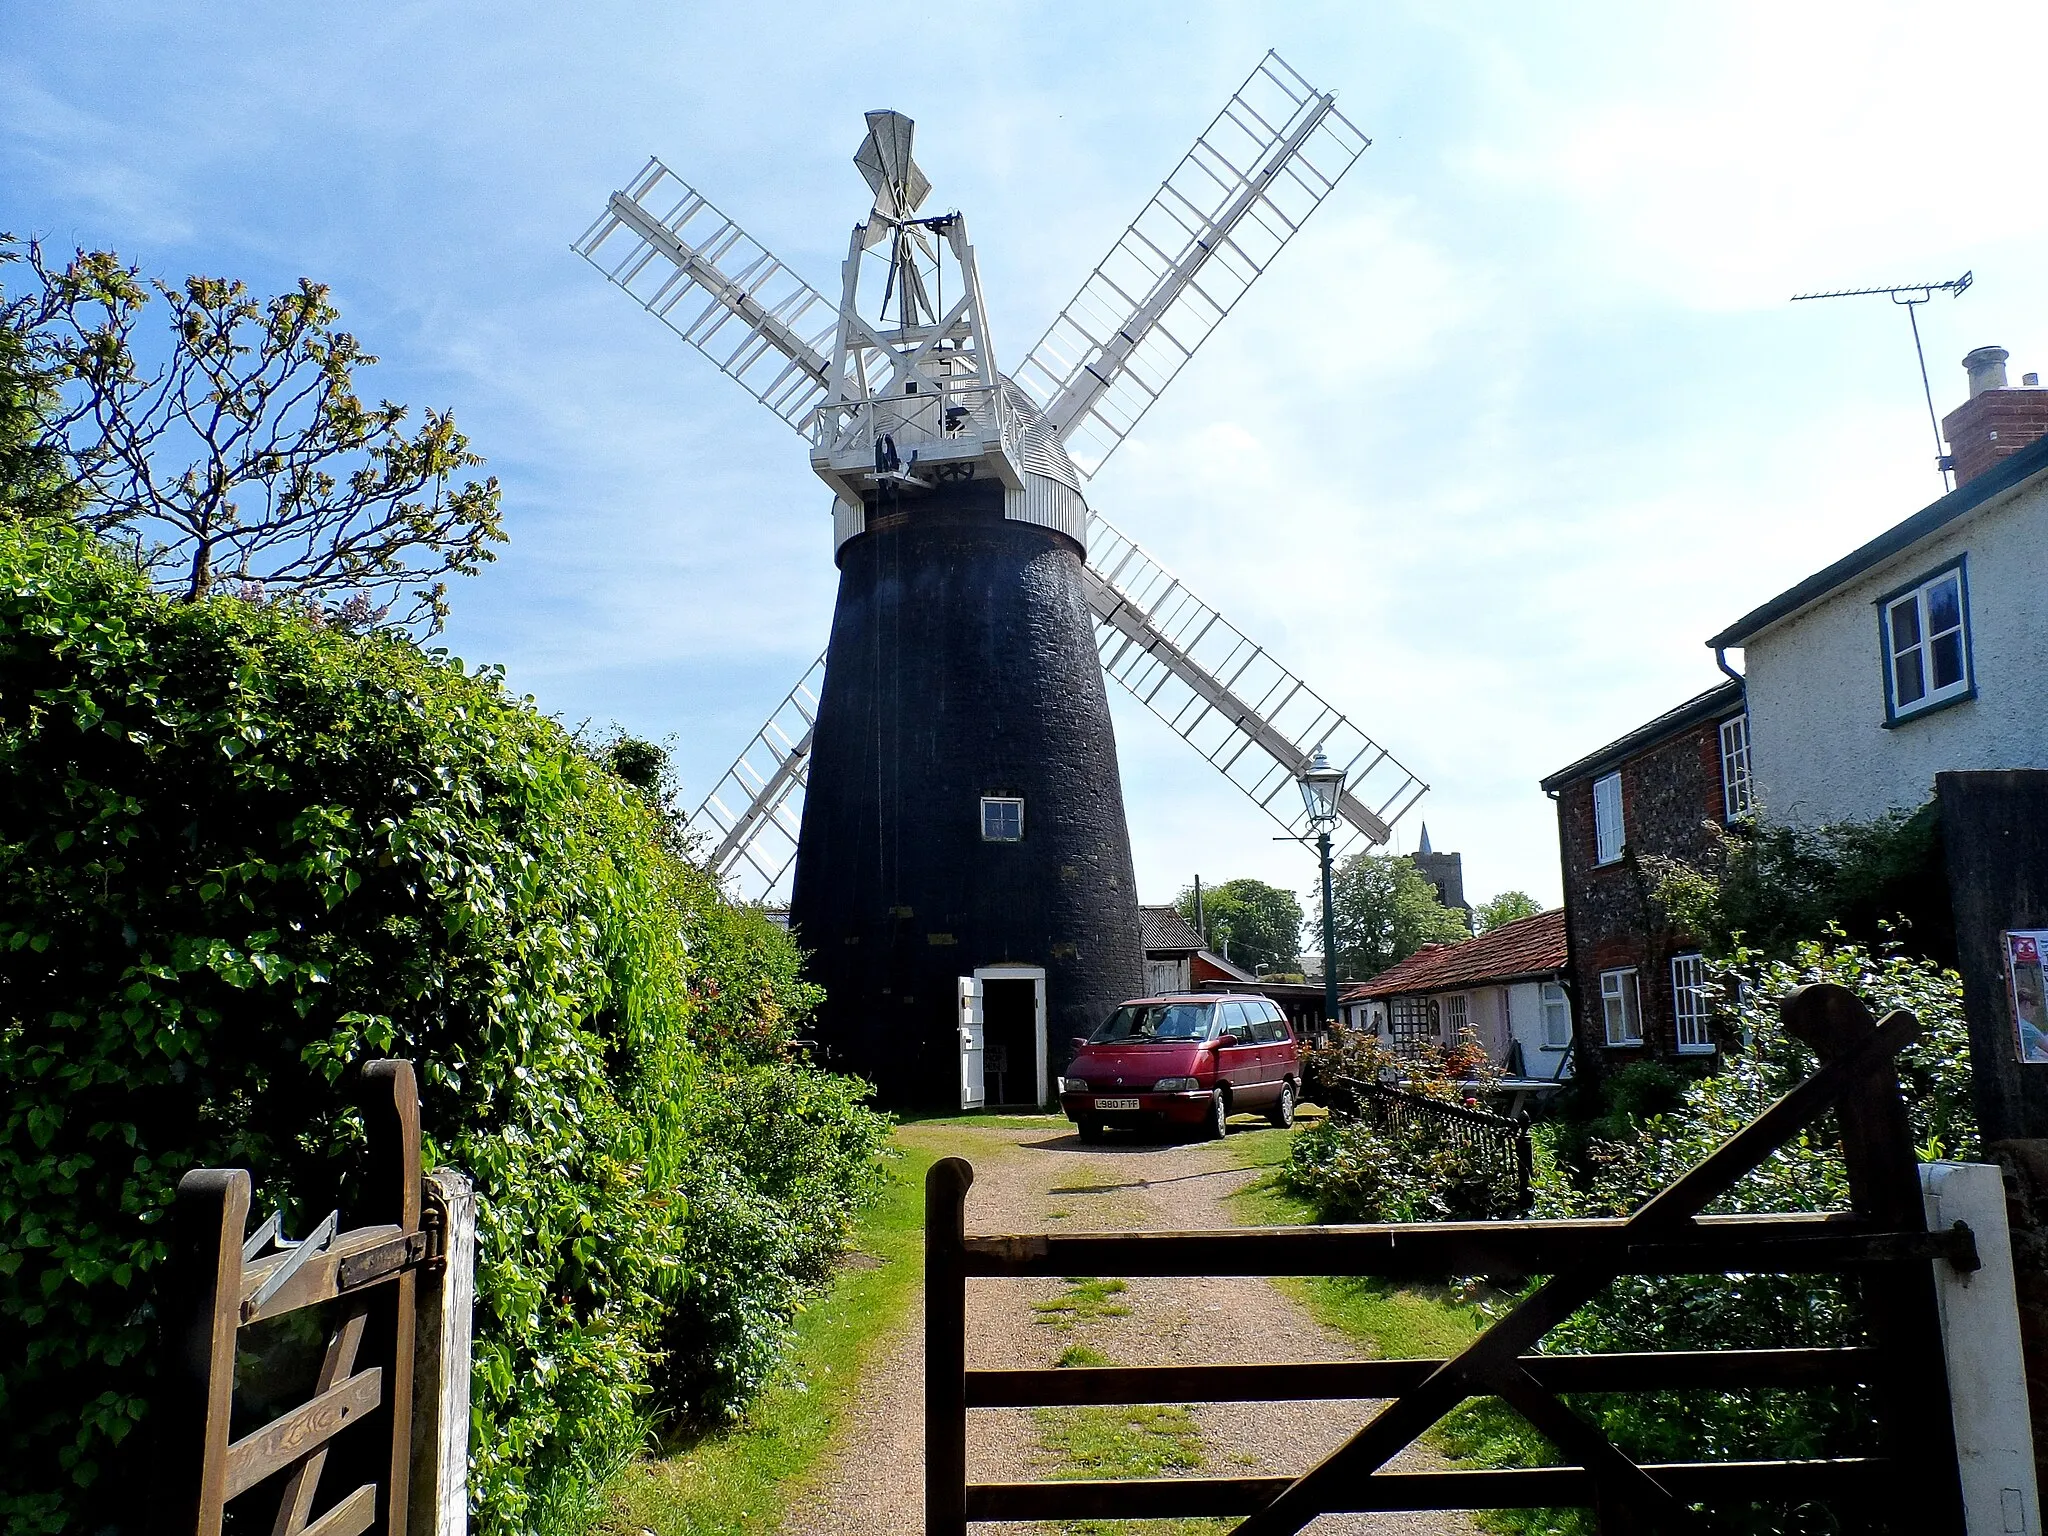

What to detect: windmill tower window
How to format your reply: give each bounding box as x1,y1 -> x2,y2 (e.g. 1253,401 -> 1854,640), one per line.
981,797 -> 1024,842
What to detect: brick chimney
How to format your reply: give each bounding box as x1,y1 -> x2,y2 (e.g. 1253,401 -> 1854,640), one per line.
1941,345 -> 2048,488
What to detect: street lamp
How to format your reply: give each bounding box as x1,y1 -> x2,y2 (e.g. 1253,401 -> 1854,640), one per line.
1297,746 -> 1345,1029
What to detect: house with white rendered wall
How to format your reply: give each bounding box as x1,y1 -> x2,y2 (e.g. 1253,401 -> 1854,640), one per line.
1339,908 -> 1573,1084
1709,348 -> 2048,825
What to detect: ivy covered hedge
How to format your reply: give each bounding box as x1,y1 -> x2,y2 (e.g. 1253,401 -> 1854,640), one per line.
0,520 -> 888,1535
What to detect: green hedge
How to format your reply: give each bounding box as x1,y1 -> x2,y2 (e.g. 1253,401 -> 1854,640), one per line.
0,521 -> 888,1534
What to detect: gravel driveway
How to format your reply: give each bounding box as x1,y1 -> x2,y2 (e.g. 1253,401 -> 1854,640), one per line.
779,1118 -> 1479,1536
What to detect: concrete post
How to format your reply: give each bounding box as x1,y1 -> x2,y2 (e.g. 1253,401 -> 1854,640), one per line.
409,1169 -> 475,1536
1924,1162 -> 2041,1535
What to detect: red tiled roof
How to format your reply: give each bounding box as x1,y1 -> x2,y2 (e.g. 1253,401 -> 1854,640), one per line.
1343,908 -> 1567,1000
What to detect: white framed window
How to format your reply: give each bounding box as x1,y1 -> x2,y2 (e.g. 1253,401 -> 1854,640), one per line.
1600,968 -> 1643,1046
1592,772 -> 1625,865
1442,993 -> 1469,1040
1672,953 -> 1713,1054
1540,981 -> 1572,1048
1881,561 -> 1972,722
980,796 -> 1023,841
1719,714 -> 1753,821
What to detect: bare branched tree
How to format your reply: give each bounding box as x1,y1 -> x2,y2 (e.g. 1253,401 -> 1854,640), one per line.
3,237 -> 504,631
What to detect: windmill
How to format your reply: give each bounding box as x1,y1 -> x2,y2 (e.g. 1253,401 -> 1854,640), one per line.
577,51 -> 1427,1109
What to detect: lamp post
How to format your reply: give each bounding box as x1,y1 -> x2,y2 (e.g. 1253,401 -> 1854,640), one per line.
1297,746 -> 1345,1028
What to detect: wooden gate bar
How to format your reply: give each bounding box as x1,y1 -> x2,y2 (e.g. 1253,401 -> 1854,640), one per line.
155,1168 -> 251,1536
957,1216 -> 1971,1278
1231,997 -> 1937,1536
1790,985 -> 1968,1531
361,1060 -> 422,1536
965,1346 -> 1879,1406
964,1459 -> 1888,1519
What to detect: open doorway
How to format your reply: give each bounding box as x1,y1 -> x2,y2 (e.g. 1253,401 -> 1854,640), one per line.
974,966 -> 1046,1107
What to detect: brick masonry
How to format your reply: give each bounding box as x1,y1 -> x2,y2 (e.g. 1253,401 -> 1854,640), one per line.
1943,388 -> 2048,489
1552,701 -> 1742,1068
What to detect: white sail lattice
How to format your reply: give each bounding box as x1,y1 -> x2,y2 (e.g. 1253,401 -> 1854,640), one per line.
575,160 -> 837,430
1083,516 -> 1425,857
684,654 -> 825,901
1009,52 -> 1370,480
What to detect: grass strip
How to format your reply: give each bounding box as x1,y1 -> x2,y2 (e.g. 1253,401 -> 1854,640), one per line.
1033,1336 -> 1226,1536
1222,1124 -> 1496,1353
602,1137 -> 941,1536
1032,1277 -> 1132,1329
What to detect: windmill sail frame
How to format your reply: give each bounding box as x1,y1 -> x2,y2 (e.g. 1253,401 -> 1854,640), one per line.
1010,51 -> 1371,480
575,159 -> 838,431
684,654 -> 825,900
1082,516 -> 1426,856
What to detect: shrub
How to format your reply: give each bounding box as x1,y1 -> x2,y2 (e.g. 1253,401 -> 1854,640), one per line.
1648,804 -> 1951,965
0,520 -> 887,1535
1280,1118 -> 1518,1224
1283,1032 -> 1523,1223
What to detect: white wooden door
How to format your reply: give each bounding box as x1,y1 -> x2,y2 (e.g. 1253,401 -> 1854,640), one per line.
958,976 -> 985,1110
1145,958 -> 1189,995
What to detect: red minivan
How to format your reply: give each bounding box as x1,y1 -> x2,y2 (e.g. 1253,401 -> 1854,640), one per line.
1058,993 -> 1301,1142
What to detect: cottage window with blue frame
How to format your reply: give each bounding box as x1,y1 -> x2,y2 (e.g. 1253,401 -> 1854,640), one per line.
1882,561 -> 1972,722
981,796 -> 1024,841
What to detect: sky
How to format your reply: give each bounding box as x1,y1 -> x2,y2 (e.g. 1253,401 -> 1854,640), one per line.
6,0 -> 2046,916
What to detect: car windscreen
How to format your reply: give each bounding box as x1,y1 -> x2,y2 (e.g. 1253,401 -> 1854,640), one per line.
1090,1002 -> 1217,1043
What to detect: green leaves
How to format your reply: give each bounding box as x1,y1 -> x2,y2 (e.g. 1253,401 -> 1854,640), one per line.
0,521 -> 885,1535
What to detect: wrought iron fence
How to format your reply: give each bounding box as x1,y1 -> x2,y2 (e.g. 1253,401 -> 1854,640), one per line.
1329,1073 -> 1534,1208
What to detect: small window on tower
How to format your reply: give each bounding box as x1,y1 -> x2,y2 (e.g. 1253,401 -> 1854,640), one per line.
981,796 -> 1024,842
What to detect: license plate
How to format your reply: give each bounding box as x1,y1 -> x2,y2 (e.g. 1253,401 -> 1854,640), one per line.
1093,1096 -> 1139,1110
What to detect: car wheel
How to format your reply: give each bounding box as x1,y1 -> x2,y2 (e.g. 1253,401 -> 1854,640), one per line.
1077,1117 -> 1104,1144
1269,1081 -> 1296,1129
1205,1088 -> 1229,1140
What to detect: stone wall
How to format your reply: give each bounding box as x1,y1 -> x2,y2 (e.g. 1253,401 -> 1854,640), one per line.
1555,714 -> 1733,1068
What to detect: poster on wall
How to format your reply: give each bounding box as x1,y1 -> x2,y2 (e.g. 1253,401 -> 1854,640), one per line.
2006,931 -> 2048,1063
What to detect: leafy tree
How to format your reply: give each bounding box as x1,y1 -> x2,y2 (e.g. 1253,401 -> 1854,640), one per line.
1325,851 -> 1469,981
1474,889 -> 1545,933
2,237 -> 503,631
0,243 -> 78,520
1172,877 -> 1303,976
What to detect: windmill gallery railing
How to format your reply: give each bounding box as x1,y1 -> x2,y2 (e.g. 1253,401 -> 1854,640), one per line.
1326,1073 -> 1534,1209
925,984 -> 1977,1533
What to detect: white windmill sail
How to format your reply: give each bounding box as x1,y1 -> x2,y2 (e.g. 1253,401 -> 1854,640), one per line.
1084,515 -> 1426,855
575,159 -> 837,431
1010,51 -> 1371,479
585,57 -> 1424,902
682,654 -> 825,901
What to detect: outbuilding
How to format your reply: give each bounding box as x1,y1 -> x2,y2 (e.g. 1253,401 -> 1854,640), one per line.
1340,908 -> 1573,1085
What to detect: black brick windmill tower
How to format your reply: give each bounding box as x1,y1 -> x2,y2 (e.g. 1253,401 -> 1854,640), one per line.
577,53 -> 1428,1110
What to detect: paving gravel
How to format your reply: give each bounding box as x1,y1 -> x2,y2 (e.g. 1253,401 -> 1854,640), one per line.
780,1119 -> 1479,1536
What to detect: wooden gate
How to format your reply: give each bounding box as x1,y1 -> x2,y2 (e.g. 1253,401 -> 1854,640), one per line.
152,1060 -> 440,1536
925,984 -> 1975,1533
